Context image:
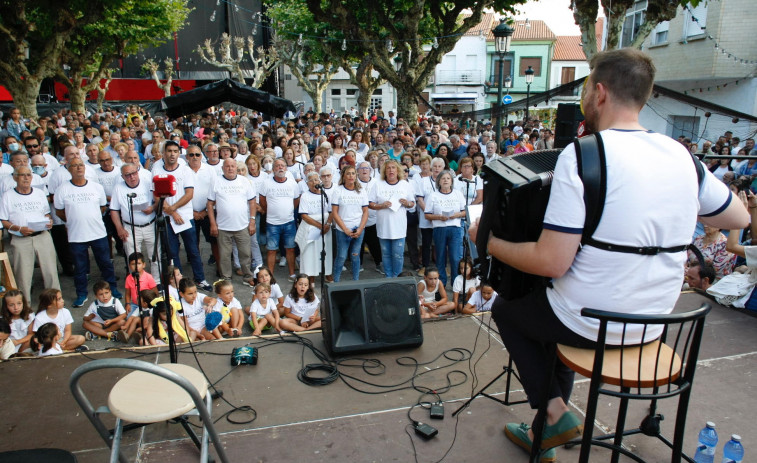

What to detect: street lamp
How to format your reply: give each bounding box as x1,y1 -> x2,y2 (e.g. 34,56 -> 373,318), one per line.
524,65 -> 535,123
492,18 -> 514,146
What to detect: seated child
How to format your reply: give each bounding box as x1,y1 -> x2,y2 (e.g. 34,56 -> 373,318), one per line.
83,280 -> 128,342
249,266 -> 285,316
417,267 -> 455,318
461,283 -> 498,314
451,257 -> 480,312
32,322 -> 63,357
165,265 -> 182,301
146,295 -> 198,345
123,287 -> 153,344
0,320 -> 15,360
176,280 -> 218,340
0,289 -> 34,353
32,289 -> 85,351
124,252 -> 157,314
279,274 -> 321,332
249,282 -> 281,335
213,279 -> 243,337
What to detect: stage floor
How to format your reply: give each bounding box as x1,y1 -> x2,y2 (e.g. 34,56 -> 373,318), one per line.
1,292 -> 755,462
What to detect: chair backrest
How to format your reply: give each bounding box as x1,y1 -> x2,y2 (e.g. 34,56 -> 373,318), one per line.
580,304 -> 710,396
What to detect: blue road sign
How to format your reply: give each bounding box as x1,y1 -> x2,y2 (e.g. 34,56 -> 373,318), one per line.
502,95 -> 513,104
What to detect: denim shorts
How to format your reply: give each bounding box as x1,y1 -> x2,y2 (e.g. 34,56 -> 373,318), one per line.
266,220 -> 297,249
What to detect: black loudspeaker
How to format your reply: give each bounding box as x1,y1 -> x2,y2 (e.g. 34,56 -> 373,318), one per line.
554,103 -> 584,149
322,277 -> 423,355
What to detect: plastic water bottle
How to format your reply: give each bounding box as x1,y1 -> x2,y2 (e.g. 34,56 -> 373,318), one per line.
721,435 -> 744,463
694,422 -> 718,463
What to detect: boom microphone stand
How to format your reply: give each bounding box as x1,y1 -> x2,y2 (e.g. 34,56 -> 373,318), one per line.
459,177 -> 475,311
317,184 -> 328,298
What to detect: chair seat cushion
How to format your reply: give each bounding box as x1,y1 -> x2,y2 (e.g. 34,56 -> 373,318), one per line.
557,341 -> 681,388
108,363 -> 208,423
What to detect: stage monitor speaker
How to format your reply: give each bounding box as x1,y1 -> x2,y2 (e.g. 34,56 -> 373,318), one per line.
554,103 -> 584,149
322,277 -> 423,355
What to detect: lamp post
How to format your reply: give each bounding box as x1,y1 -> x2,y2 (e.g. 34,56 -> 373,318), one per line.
524,65 -> 534,123
492,19 -> 514,146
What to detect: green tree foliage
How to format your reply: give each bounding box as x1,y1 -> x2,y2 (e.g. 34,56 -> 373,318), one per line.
300,0 -> 528,120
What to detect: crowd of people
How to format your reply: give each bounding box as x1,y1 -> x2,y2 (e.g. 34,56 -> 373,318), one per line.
0,95 -> 752,358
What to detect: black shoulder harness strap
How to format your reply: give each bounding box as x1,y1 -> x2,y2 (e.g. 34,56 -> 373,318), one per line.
574,133 -> 704,255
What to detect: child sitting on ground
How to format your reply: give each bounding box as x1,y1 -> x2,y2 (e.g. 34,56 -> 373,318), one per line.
213,279 -> 243,337
249,282 -> 281,335
165,265 -> 182,301
32,288 -> 85,352
31,322 -> 63,357
124,252 -> 157,316
0,289 -> 34,353
83,280 -> 128,342
451,257 -> 480,312
417,267 -> 455,318
251,266 -> 285,316
146,295 -> 197,345
279,273 -> 322,332
0,320 -> 15,360
461,282 -> 498,314
176,280 -> 218,340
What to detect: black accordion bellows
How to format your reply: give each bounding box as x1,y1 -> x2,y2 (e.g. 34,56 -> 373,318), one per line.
477,149 -> 563,300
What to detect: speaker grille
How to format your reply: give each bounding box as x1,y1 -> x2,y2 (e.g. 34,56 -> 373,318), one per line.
365,284 -> 421,343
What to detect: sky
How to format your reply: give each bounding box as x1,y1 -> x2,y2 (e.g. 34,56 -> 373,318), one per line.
510,0 -> 593,36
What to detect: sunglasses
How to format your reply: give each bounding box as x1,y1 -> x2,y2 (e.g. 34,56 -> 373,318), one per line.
187,153 -> 203,157
26,144 -> 39,148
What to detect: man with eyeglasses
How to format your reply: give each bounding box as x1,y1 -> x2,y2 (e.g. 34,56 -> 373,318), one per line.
0,151 -> 45,193
0,165 -> 59,302
110,163 -> 159,281
187,144 -> 220,272
204,143 -> 223,175
55,158 -> 122,307
260,158 -> 300,279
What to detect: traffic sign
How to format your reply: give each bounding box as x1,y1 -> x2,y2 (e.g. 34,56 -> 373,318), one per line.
502,95 -> 513,104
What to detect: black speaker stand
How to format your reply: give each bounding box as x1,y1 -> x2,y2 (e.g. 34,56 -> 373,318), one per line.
452,358 -> 528,417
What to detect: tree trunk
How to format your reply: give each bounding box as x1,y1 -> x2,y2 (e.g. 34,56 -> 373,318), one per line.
69,85 -> 87,114
311,92 -> 323,113
357,90 -> 372,118
5,78 -> 42,119
395,84 -> 419,122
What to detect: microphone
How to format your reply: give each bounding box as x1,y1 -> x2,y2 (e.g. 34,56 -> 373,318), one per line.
153,174 -> 177,198
459,177 -> 477,184
315,183 -> 325,190
127,193 -> 138,198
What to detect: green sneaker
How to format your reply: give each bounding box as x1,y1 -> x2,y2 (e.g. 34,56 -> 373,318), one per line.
504,423 -> 557,462
541,411 -> 583,449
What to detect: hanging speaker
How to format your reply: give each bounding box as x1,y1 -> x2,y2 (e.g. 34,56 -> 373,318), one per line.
554,103 -> 584,149
322,277 -> 423,355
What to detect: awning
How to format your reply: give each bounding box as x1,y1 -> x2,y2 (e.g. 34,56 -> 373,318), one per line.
431,92 -> 478,105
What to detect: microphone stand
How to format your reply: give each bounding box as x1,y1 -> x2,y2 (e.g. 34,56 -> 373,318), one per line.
318,185 -> 327,298
127,194 -> 145,346
460,177 -> 473,312
153,197 -> 178,363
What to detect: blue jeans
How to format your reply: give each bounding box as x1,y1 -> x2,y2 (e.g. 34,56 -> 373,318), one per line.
333,229 -> 365,281
379,238 -> 406,278
70,237 -> 118,297
165,219 -> 206,282
433,226 -> 464,287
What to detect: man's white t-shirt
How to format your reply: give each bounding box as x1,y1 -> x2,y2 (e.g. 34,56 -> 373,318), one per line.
152,163 -> 195,232
260,176 -> 300,225
96,167 -> 121,198
110,179 -> 155,226
208,174 -> 255,231
0,187 -> 50,229
543,129 -> 731,344
53,180 -> 108,242
46,164 -> 98,226
190,163 -> 214,212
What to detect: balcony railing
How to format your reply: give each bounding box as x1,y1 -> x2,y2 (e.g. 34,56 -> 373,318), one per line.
435,69 -> 483,85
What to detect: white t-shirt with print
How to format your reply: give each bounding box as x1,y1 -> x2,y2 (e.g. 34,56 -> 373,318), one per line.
424,189 -> 466,228
414,175 -> 436,229
208,174 -> 255,231
260,176 -> 300,225
110,179 -> 155,226
332,185 -> 369,233
53,180 -> 107,242
283,294 -> 320,321
152,163 -> 195,232
299,189 -> 330,217
359,178 -> 378,227
0,187 -> 50,229
96,167 -> 121,198
369,180 -> 414,240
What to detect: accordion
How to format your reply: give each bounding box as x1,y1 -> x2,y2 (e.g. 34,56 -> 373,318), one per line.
476,149 -> 563,300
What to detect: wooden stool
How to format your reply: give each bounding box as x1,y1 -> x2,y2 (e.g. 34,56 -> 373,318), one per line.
530,305 -> 710,463
0,252 -> 17,297
70,358 -> 229,463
